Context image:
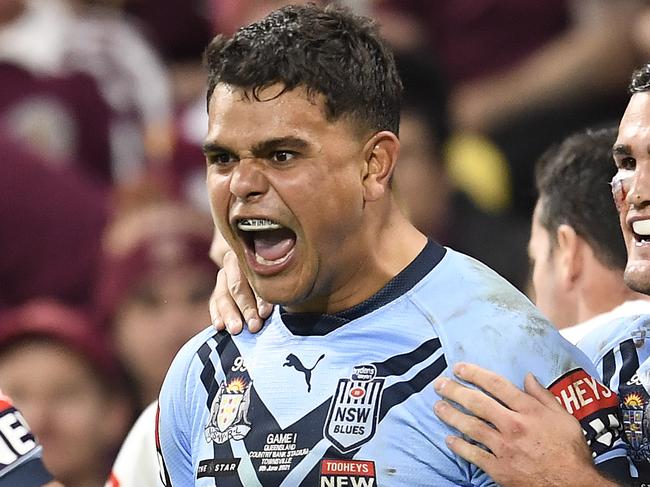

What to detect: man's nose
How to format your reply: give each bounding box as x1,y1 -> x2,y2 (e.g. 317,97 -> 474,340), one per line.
627,161 -> 650,207
229,159 -> 269,202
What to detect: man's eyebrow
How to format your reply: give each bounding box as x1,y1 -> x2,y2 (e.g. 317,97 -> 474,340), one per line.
251,136 -> 310,156
201,141 -> 235,155
612,144 -> 631,156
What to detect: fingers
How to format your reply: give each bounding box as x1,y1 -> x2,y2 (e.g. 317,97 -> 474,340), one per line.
453,363 -> 533,413
210,250 -> 271,334
523,373 -> 565,412
443,434 -> 495,475
433,376 -> 513,431
222,251 -> 264,331
257,297 -> 273,319
433,400 -> 500,449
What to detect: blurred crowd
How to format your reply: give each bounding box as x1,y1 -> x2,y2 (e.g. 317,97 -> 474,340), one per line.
2,0 -> 650,484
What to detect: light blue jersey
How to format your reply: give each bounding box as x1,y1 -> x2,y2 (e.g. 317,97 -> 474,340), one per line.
578,314 -> 650,484
158,241 -> 626,486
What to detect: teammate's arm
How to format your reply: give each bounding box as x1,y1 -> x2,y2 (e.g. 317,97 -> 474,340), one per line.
432,363 -> 626,487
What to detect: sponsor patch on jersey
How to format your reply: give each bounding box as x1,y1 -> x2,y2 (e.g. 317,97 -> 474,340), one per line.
549,368 -> 621,456
549,369 -> 618,420
197,458 -> 240,478
205,377 -> 252,444
324,365 -> 384,453
319,459 -> 376,487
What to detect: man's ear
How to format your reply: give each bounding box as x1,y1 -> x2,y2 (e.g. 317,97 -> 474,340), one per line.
556,224 -> 583,289
361,131 -> 400,202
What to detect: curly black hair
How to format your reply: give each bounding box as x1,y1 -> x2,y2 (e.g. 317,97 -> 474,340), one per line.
204,4 -> 402,135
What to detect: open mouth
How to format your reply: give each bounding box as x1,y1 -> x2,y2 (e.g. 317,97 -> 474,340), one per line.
236,218 -> 297,268
632,220 -> 650,244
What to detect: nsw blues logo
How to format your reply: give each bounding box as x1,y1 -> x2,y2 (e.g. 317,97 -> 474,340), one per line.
205,377 -> 252,444
324,365 -> 384,453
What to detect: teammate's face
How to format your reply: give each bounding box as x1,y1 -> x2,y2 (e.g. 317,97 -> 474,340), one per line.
205,83 -> 371,312
528,202 -> 575,328
614,92 -> 650,294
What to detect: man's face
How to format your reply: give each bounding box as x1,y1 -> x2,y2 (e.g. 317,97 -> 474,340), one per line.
205,83 -> 372,312
614,92 -> 650,294
528,201 -> 575,328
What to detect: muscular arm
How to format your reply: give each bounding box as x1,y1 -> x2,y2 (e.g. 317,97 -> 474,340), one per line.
433,363 -> 626,487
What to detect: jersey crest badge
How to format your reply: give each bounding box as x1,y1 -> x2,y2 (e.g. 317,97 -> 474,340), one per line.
205,377 -> 252,444
324,364 -> 384,453
619,373 -> 650,462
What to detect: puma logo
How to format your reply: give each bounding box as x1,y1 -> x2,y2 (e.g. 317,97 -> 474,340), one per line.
284,353 -> 325,393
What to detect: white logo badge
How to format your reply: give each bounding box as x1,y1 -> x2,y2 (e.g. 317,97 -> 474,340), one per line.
324,365 -> 384,452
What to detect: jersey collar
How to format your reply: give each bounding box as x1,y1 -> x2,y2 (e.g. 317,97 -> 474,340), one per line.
279,240 -> 446,336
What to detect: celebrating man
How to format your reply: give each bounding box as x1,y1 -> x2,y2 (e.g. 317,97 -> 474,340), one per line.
157,5 -> 626,485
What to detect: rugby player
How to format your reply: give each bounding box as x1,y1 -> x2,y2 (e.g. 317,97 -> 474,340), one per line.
529,127 -> 650,344
431,65 -> 650,487
157,5 -> 627,485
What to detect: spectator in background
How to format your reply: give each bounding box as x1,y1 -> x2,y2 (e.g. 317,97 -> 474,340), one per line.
96,201 -> 215,410
530,127 -> 650,343
0,62 -> 113,186
0,135 -> 109,310
394,52 -> 529,290
0,300 -> 133,487
0,0 -> 173,184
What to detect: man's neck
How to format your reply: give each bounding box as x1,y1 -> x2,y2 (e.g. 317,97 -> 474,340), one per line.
284,207 -> 428,315
577,275 -> 650,325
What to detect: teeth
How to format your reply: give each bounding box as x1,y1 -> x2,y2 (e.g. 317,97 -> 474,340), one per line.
633,220 -> 650,237
237,218 -> 282,232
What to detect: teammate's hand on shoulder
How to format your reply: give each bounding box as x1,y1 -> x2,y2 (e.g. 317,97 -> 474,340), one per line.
210,250 -> 272,335
432,363 -> 614,487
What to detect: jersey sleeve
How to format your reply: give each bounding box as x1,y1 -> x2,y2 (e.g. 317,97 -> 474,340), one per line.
577,314 -> 650,483
157,329 -> 213,486
453,311 -> 629,480
427,279 -> 629,483
0,393 -> 53,487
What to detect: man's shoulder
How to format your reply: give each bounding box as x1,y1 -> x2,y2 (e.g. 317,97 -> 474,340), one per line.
174,325 -> 222,365
419,248 -> 593,388
414,246 -> 543,333
160,326 -> 223,396
416,246 -> 532,305
578,314 -> 650,364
